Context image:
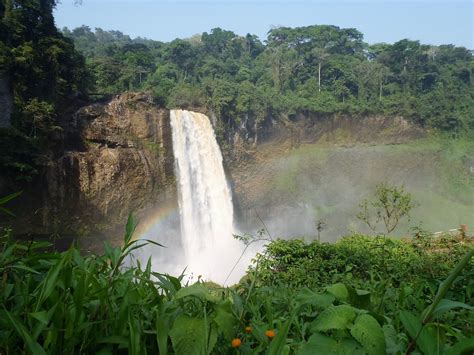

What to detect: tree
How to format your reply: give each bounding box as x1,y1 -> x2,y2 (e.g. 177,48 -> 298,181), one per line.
163,39 -> 198,81
201,28 -> 237,56
357,183 -> 416,235
312,47 -> 329,93
0,0 -> 89,181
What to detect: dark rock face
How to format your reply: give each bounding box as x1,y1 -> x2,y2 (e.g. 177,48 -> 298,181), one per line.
5,93 -> 176,251
226,114 -> 430,239
0,73 -> 12,128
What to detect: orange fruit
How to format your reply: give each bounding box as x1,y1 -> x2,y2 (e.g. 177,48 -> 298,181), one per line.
265,329 -> 275,338
245,326 -> 252,333
231,338 -> 242,348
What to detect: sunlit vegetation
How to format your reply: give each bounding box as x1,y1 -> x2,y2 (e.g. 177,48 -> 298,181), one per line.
1,210 -> 473,354
64,25 -> 473,141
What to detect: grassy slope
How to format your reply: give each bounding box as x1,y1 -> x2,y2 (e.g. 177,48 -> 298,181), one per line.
232,136 -> 474,239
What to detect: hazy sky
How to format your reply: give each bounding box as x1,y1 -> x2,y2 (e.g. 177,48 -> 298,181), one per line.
54,0 -> 473,48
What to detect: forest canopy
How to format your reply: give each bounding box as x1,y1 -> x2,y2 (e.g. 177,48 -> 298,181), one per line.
64,24 -> 473,137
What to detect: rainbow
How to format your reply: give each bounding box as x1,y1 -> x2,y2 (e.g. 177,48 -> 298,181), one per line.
133,201 -> 180,243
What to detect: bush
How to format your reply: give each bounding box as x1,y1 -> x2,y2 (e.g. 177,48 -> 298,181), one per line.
1,218 -> 472,353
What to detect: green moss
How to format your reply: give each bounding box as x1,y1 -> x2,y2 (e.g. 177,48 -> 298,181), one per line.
143,140 -> 166,156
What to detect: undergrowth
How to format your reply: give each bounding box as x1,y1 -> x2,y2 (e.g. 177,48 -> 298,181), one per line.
0,216 -> 473,354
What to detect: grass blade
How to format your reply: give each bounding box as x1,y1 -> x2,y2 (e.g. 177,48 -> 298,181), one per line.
3,307 -> 46,355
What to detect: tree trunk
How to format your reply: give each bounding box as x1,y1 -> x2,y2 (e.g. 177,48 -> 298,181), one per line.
253,120 -> 258,147
318,62 -> 321,93
0,73 -> 12,128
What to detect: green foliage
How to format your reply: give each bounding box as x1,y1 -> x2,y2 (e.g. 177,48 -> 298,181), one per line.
357,183 -> 415,235
62,24 -> 473,148
0,190 -> 21,216
1,0 -> 89,181
1,213 -> 472,354
169,316 -> 207,355
0,128 -> 39,181
350,314 -> 386,355
311,305 -> 356,331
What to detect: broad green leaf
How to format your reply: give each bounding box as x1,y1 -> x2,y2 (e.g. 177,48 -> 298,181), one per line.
28,241 -> 53,250
299,333 -> 337,355
281,345 -> 291,355
213,300 -> 236,339
72,271 -> 88,327
326,283 -> 350,302
399,310 -> 438,355
0,244 -> 15,263
156,319 -> 168,354
300,332 -> 364,355
350,314 -> 386,355
175,283 -> 210,301
444,337 -> 474,355
169,315 -> 206,355
383,324 -> 405,354
399,310 -> 419,340
312,305 -> 356,332
417,325 -> 440,355
422,248 -> 474,324
231,290 -> 243,316
430,298 -> 474,318
154,273 -> 180,296
207,324 -> 218,354
295,288 -> 335,309
350,289 -> 371,309
2,283 -> 14,299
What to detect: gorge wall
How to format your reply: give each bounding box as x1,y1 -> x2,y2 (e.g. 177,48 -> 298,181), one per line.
3,93 -> 176,251
2,93 -> 473,250
228,116 -> 474,239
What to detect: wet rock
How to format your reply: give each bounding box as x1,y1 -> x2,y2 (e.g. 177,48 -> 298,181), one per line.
5,93 -> 176,251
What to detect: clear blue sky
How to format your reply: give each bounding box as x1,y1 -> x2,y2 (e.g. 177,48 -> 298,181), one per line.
54,0 -> 473,48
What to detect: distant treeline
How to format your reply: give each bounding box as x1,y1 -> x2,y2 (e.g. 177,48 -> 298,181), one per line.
65,25 -> 473,139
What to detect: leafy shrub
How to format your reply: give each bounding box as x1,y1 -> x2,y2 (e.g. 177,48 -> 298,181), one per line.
1,217 -> 472,354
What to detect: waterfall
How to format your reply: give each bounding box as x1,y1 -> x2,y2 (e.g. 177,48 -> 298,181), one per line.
170,109 -> 243,284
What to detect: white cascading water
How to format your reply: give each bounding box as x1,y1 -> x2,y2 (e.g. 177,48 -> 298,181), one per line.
170,109 -> 244,285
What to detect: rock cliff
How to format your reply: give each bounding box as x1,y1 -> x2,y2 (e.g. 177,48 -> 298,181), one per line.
5,93 -> 176,251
